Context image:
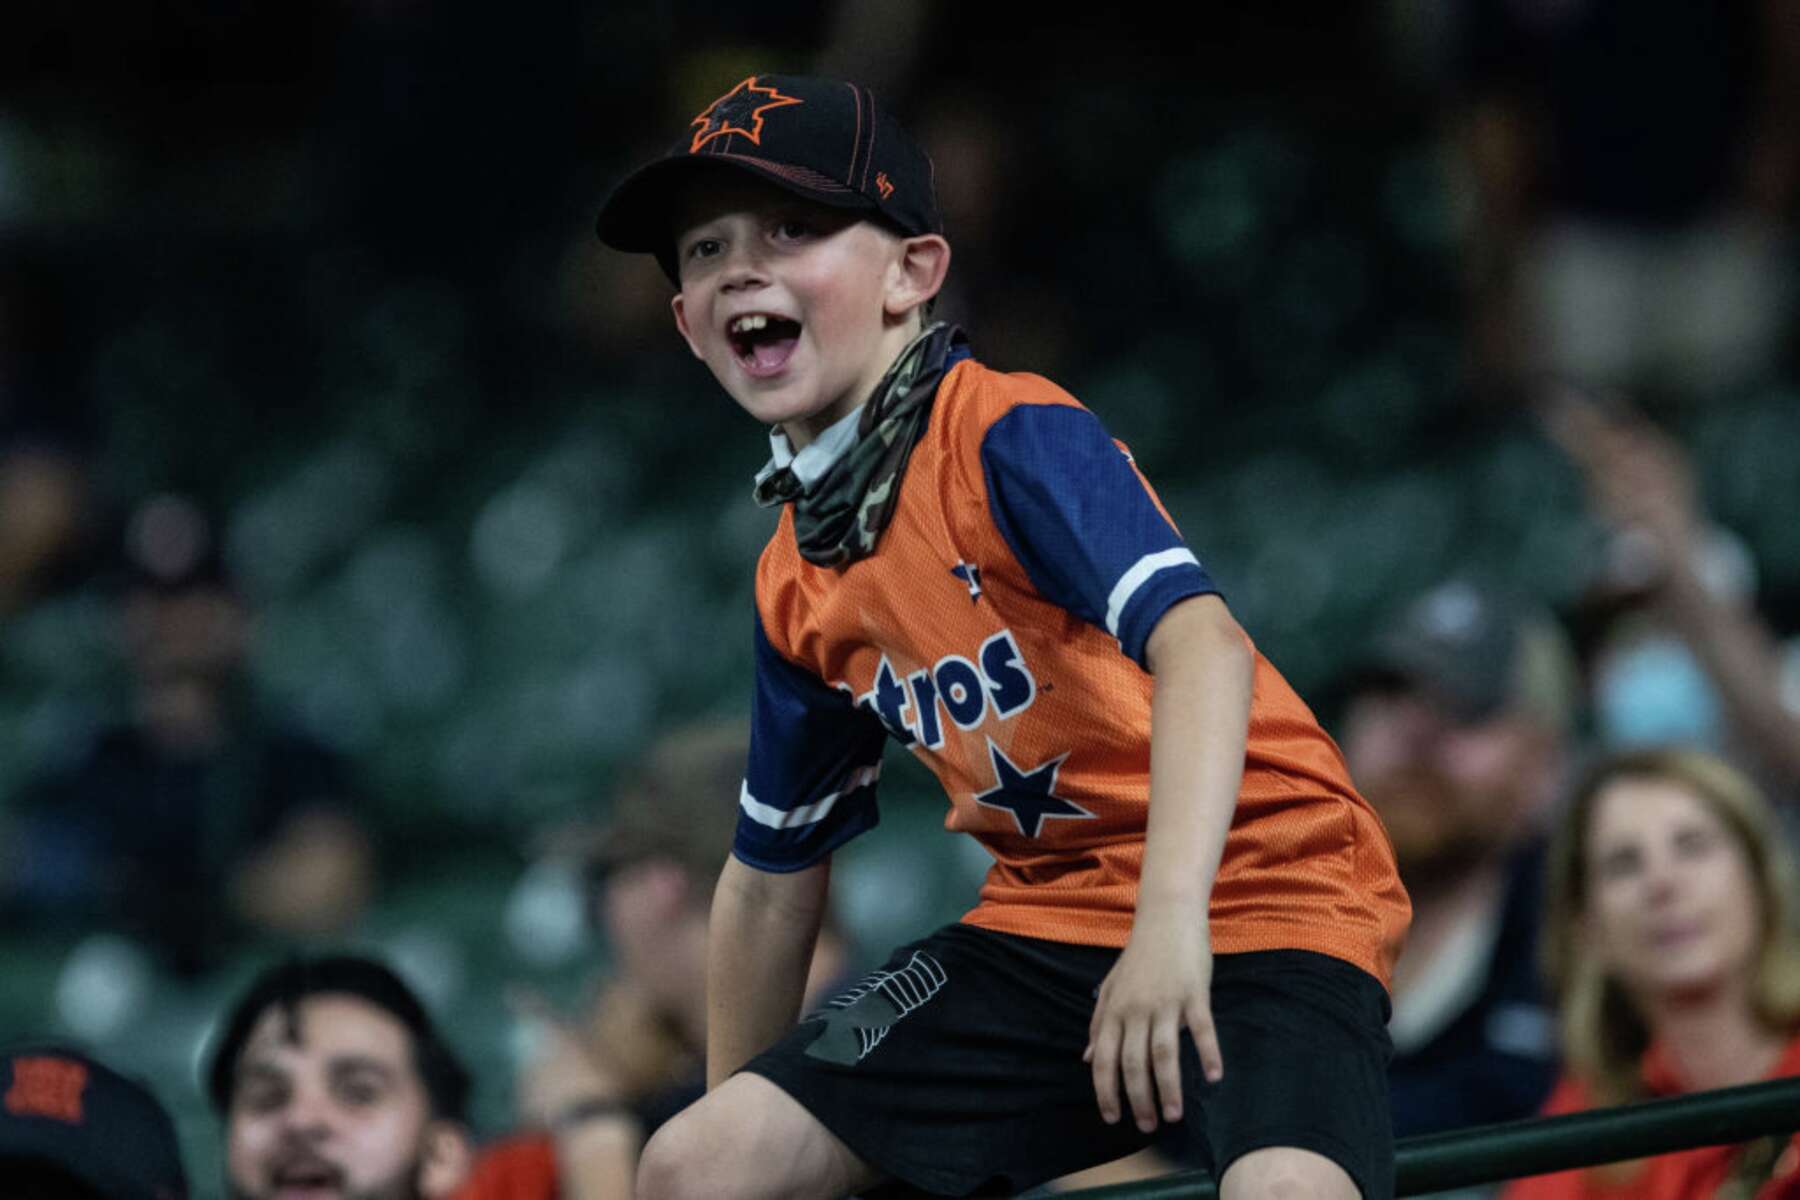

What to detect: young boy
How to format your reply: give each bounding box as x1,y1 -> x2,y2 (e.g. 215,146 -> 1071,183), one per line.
596,74 -> 1411,1200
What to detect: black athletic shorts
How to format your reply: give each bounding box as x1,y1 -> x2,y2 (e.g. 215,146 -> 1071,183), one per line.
742,923 -> 1394,1198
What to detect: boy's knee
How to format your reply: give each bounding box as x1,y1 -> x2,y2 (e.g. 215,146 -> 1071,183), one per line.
1219,1147 -> 1362,1200
636,1112 -> 711,1200
637,1075 -> 867,1200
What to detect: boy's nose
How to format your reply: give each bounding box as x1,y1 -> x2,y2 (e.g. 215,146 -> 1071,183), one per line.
719,245 -> 770,291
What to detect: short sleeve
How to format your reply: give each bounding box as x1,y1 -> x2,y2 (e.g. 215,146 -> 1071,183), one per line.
735,609 -> 886,872
980,403 -> 1217,669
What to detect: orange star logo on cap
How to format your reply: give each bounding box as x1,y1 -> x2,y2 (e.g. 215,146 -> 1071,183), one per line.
689,76 -> 804,153
6,1056 -> 88,1124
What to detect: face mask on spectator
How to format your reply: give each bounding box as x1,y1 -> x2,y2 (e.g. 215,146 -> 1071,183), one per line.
1594,635 -> 1722,749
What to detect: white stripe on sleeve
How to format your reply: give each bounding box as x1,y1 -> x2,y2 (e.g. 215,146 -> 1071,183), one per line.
738,763 -> 883,830
1104,548 -> 1200,636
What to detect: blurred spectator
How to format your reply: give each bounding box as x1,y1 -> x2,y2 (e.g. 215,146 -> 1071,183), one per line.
1447,0 -> 1800,398
206,953 -> 475,1200
1338,578 -> 1577,1138
458,723 -> 852,1200
1502,748 -> 1800,1199
2,495 -> 376,976
0,1044 -> 188,1199
0,247 -> 92,616
1541,386 -> 1800,791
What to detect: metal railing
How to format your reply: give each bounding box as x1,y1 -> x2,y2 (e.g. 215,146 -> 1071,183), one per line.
1063,1076 -> 1800,1198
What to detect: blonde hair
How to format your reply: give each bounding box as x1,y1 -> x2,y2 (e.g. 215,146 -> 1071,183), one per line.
1543,747 -> 1800,1104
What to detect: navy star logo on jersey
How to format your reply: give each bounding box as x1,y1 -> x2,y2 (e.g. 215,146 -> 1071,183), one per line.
950,561 -> 982,602
974,739 -> 1091,838
689,77 -> 804,153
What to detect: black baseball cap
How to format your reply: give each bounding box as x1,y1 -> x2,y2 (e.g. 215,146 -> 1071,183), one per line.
1353,578 -> 1576,729
597,74 -> 943,281
0,1046 -> 188,1200
1372,580 -> 1524,723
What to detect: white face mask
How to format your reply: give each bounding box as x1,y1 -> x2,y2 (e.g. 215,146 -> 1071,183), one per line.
1594,634 -> 1722,749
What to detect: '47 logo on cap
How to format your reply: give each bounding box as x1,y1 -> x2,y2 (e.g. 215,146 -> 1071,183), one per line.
690,76 -> 803,154
6,1056 -> 88,1124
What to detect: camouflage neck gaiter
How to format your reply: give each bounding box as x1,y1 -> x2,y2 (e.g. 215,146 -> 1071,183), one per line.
753,321 -> 968,568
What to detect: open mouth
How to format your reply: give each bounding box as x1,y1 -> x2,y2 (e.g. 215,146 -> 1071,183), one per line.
270,1153 -> 344,1198
727,313 -> 802,377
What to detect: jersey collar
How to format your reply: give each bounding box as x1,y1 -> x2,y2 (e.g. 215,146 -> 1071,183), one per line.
754,401 -> 866,499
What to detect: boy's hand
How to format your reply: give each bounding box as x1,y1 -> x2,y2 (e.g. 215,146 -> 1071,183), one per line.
1083,907 -> 1221,1132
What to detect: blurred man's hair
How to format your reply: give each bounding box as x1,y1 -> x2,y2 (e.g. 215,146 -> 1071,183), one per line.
205,954 -> 471,1123
581,721 -> 748,893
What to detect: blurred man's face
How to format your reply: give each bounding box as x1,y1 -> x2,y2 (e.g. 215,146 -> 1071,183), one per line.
1341,685 -> 1544,891
123,583 -> 248,684
225,994 -> 446,1200
600,856 -> 700,1008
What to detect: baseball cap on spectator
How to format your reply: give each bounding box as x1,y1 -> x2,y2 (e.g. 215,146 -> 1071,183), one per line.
1356,578 -> 1578,731
576,723 -> 747,887
597,73 -> 943,282
0,1046 -> 188,1200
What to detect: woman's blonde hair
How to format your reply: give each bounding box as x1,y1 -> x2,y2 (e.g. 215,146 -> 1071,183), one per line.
1543,746 -> 1800,1104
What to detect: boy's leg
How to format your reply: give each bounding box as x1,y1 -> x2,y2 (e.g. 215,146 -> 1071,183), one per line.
1219,1148 -> 1359,1199
637,1073 -> 885,1200
702,923 -> 1153,1197
1174,949 -> 1395,1200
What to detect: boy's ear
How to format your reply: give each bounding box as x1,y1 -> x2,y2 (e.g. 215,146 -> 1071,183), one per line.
670,293 -> 705,360
884,234 -> 951,321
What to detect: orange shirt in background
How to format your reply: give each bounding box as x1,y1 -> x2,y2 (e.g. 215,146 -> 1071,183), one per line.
1500,1034 -> 1800,1200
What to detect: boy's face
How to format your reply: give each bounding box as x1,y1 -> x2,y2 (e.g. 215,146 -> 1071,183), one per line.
668,175 -> 921,446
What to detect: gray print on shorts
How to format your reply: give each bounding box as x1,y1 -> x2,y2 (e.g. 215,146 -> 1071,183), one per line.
804,950 -> 949,1065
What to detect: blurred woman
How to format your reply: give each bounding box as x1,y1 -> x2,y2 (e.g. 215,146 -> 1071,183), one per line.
1503,747 -> 1800,1199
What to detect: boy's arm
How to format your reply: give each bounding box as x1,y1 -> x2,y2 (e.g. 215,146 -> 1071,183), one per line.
1086,593 -> 1252,1133
707,853 -> 832,1088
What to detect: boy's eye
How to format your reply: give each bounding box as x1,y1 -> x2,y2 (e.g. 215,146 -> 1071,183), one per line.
686,237 -> 723,260
774,219 -> 811,240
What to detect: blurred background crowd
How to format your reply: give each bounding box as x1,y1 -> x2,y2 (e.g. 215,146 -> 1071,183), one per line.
3,1 -> 1799,1196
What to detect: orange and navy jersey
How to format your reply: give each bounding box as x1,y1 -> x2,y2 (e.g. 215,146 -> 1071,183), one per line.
739,355 -> 1410,986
